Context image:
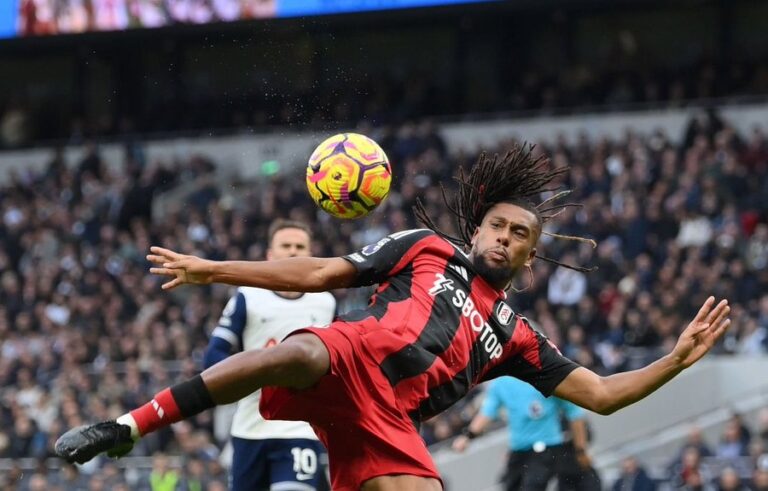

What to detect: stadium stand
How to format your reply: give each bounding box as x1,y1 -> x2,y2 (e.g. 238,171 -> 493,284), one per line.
2,2 -> 768,489
1,106 -> 767,489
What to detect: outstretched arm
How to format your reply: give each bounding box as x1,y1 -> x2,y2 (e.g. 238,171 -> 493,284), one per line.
554,296 -> 730,415
148,246 -> 358,292
569,418 -> 592,468
451,413 -> 493,452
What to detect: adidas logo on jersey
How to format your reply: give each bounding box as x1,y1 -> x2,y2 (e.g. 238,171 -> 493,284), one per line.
448,264 -> 469,281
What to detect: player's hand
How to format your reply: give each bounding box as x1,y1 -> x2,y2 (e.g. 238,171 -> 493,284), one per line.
576,451 -> 592,469
147,246 -> 216,290
671,296 -> 731,369
452,435 -> 471,453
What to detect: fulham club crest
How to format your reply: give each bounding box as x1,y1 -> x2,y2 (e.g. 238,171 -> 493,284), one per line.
495,302 -> 514,325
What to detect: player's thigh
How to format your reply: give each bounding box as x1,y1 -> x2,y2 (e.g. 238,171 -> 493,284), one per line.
268,439 -> 327,491
273,332 -> 331,389
231,437 -> 269,491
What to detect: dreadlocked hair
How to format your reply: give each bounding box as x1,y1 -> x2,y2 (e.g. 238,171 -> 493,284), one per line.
413,143 -> 597,273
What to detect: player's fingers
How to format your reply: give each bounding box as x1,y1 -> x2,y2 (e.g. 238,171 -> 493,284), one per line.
149,267 -> 176,277
688,321 -> 710,337
146,254 -> 166,264
713,318 -> 731,339
162,278 -> 182,290
161,261 -> 185,270
709,305 -> 730,330
149,246 -> 180,261
692,296 -> 715,323
704,299 -> 729,325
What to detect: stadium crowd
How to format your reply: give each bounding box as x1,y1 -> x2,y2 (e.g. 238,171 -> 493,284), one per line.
0,110 -> 767,489
2,55 -> 768,148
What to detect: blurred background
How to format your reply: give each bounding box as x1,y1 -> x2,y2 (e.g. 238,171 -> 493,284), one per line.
0,0 -> 767,490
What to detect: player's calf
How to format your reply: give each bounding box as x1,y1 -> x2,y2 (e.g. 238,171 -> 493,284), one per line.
56,374 -> 216,464
54,334 -> 330,464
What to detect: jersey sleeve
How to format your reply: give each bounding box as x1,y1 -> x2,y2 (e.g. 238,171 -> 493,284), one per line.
479,381 -> 503,420
485,318 -> 580,397
341,229 -> 434,287
209,291 -> 247,351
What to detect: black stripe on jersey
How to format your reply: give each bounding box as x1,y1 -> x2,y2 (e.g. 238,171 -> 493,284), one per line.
379,253 -> 465,386
338,264 -> 415,322
409,365 -> 471,424
344,229 -> 434,288
410,318 -> 510,422
480,326 -> 580,396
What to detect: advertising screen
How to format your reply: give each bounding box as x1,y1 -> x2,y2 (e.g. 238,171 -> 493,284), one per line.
3,0 -> 498,39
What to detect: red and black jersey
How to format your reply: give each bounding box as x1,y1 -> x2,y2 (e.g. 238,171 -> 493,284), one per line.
340,229 -> 580,424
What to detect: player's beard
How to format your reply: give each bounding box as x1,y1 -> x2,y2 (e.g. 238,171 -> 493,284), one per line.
471,253 -> 515,290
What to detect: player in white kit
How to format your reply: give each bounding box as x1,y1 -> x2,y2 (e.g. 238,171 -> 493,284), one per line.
203,219 -> 336,491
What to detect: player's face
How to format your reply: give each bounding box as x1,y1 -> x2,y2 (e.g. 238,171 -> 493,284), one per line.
267,228 -> 311,261
469,203 -> 539,289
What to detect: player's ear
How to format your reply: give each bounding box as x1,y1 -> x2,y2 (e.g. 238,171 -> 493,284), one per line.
266,249 -> 274,261
470,227 -> 480,247
524,247 -> 536,267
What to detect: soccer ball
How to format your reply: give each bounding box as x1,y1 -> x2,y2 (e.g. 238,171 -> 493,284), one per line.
306,133 -> 392,219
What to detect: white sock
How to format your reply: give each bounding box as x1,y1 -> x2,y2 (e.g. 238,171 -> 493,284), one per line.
116,413 -> 141,441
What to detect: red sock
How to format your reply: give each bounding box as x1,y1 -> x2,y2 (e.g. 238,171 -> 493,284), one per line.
129,388 -> 182,436
128,375 -> 215,436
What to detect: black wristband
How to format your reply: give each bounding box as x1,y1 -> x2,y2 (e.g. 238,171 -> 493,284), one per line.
170,375 -> 216,417
461,427 -> 480,440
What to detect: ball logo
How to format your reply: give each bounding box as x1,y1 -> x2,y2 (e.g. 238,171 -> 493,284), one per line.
496,302 -> 514,325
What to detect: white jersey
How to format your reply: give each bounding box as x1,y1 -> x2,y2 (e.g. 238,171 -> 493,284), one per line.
211,287 -> 336,440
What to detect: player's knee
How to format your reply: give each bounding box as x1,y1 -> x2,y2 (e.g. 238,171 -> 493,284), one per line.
279,334 -> 330,388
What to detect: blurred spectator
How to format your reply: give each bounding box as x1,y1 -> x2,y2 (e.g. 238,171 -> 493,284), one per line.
144,453 -> 180,491
752,455 -> 768,491
670,447 -> 714,489
53,462 -> 88,489
0,97 -> 31,147
669,426 -> 715,475
179,457 -> 210,491
612,456 -> 656,491
715,466 -> 749,491
716,420 -> 750,461
548,253 -> 588,306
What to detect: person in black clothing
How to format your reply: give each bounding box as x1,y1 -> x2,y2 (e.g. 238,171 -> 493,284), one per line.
612,457 -> 656,491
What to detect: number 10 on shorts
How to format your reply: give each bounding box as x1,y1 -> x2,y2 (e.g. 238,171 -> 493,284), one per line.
291,447 -> 318,478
